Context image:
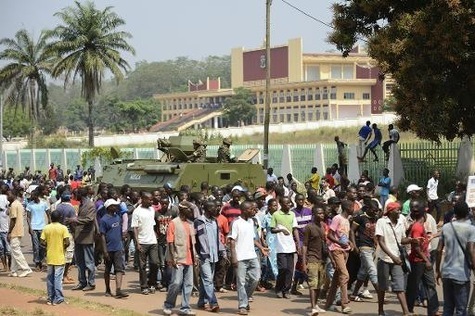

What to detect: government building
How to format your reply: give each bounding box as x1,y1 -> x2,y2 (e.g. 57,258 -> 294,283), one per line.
152,38 -> 393,131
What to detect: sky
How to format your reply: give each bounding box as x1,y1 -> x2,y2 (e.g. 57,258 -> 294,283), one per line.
1,0 -> 337,68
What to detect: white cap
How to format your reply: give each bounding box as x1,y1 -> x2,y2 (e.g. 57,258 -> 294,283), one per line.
104,198 -> 120,209
231,185 -> 247,192
406,184 -> 423,193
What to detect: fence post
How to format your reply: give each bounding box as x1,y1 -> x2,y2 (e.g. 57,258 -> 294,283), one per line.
388,143 -> 404,187
32,149 -> 36,172
62,149 -> 67,170
281,144 -> 293,179
47,148 -> 51,167
313,144 -> 325,175
348,144 -> 360,184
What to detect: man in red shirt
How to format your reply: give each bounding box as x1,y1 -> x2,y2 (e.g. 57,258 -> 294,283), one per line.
48,163 -> 58,181
406,200 -> 439,316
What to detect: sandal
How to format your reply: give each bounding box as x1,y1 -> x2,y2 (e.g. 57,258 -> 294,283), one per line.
350,295 -> 362,302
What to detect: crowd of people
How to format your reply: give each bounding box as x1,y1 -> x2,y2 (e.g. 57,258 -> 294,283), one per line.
0,160 -> 474,316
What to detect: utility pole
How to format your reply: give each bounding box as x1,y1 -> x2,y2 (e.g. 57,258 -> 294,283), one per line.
263,0 -> 271,169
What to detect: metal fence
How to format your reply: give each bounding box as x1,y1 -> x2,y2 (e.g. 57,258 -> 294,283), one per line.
2,141 -> 463,195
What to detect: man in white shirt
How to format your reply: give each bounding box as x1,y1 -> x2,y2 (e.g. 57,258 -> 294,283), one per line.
229,201 -> 268,316
131,192 -> 159,295
426,170 -> 441,224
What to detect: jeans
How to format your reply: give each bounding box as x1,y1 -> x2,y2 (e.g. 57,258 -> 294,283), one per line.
357,247 -> 378,285
214,255 -> 229,290
157,242 -> 170,287
164,264 -> 194,312
429,199 -> 442,223
75,243 -> 95,287
0,232 -> 11,257
47,265 -> 65,304
198,259 -> 218,307
443,278 -> 470,316
406,261 -> 439,315
10,237 -> 30,273
275,252 -> 295,294
236,258 -> 261,309
31,230 -> 45,266
138,243 -> 159,289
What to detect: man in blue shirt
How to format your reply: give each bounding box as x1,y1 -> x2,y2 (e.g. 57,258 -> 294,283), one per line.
100,199 -> 129,298
358,121 -> 372,157
359,123 -> 382,162
26,190 -> 50,271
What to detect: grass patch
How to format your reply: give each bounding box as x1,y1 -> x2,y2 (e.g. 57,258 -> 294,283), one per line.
0,283 -> 145,316
0,306 -> 55,316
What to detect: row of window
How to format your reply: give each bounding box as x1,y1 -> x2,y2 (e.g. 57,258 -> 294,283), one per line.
257,111 -> 329,124
255,88 -> 370,104
306,64 -> 355,81
164,96 -> 227,111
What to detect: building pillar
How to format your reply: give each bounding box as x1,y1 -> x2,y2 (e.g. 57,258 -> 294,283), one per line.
388,143 -> 404,187
313,144 -> 326,176
348,144 -> 360,184
281,145 -> 293,179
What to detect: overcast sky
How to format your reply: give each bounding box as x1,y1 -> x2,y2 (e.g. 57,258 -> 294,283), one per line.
2,0 -> 337,68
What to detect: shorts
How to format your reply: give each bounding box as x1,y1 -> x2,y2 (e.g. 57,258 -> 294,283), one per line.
307,261 -> 326,290
65,233 -> 74,263
105,250 -> 125,274
367,140 -> 381,149
377,259 -> 406,292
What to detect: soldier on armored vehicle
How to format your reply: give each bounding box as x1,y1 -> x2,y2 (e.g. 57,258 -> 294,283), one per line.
187,139 -> 207,163
217,138 -> 235,163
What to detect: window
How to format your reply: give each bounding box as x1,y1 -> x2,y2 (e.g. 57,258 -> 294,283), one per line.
280,114 -> 284,122
343,65 -> 354,79
273,114 -> 278,123
330,86 -> 337,99
279,91 -> 285,103
301,111 -> 306,121
308,112 -> 313,121
272,91 -> 278,103
315,88 -> 321,100
259,92 -> 264,104
294,113 -> 299,122
286,90 -> 292,103
322,87 -> 328,100
323,112 -> 329,120
343,92 -> 355,99
220,173 -> 231,180
308,88 -> 313,101
306,66 -> 320,81
363,93 -> 371,100
331,65 -> 342,79
287,114 -> 292,122
293,89 -> 299,102
300,89 -> 306,101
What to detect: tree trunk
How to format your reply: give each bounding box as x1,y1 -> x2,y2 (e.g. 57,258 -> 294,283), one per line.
88,100 -> 94,147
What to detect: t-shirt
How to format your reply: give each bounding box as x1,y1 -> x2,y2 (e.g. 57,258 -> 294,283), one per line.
292,207 -> 313,246
353,212 -> 377,248
303,222 -> 324,263
329,214 -> 351,251
26,201 -> 49,230
131,206 -> 157,245
228,217 -> 257,261
378,176 -> 391,197
155,205 -> 178,244
221,202 -> 241,225
41,222 -> 69,265
100,213 -> 124,252
271,210 -> 298,233
408,221 -> 429,263
9,200 -> 24,238
55,202 -> 76,233
427,177 -> 438,200
309,173 -> 321,190
167,220 -> 193,265
375,215 -> 407,263
441,220 -> 475,282
359,125 -> 372,139
216,214 -> 230,245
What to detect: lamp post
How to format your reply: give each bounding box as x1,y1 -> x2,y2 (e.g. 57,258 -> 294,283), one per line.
263,0 -> 271,169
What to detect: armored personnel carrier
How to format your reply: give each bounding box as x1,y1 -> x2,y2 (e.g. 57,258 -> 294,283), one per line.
101,136 -> 266,192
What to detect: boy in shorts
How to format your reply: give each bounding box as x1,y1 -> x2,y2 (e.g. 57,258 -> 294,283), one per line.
100,199 -> 129,298
302,206 -> 327,315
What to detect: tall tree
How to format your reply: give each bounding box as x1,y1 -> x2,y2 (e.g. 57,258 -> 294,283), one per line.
47,1 -> 135,146
0,29 -> 54,127
329,0 -> 475,143
222,87 -> 255,126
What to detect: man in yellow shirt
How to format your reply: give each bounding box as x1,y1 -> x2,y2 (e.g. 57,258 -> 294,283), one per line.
41,210 -> 70,306
308,167 -> 321,192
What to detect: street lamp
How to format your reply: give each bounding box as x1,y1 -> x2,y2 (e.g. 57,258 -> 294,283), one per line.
263,0 -> 272,169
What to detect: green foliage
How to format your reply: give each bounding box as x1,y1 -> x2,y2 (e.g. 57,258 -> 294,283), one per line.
179,129 -> 224,143
25,135 -> 87,149
222,87 -> 255,126
81,147 -> 132,168
3,107 -> 31,138
0,29 -> 54,124
47,0 -> 135,146
329,0 -> 475,143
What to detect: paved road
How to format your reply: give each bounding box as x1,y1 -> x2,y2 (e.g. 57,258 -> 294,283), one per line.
1,239 -> 439,315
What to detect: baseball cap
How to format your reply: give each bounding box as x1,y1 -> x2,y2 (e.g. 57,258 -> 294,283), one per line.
232,185 -> 247,192
104,199 -> 120,209
253,191 -> 265,199
406,184 -> 422,193
384,202 -> 401,215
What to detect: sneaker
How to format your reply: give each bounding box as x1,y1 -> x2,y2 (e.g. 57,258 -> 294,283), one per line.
53,300 -> 65,306
71,284 -> 85,291
359,289 -> 373,299
219,287 -> 228,293
276,292 -> 283,298
82,285 -> 96,291
142,288 -> 150,295
46,300 -> 53,306
105,291 -> 113,297
238,308 -> 248,315
283,293 -> 292,299
178,310 -> 196,315
115,291 -> 129,299
248,296 -> 254,302
314,306 -> 326,313
162,307 -> 172,315
210,305 -> 220,313
291,289 -> 303,295
149,286 -> 156,294
18,269 -> 32,277
9,271 -> 18,277
342,306 -> 352,314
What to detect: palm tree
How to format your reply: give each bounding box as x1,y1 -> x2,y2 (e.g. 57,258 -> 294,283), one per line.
0,29 -> 54,129
47,1 -> 135,147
